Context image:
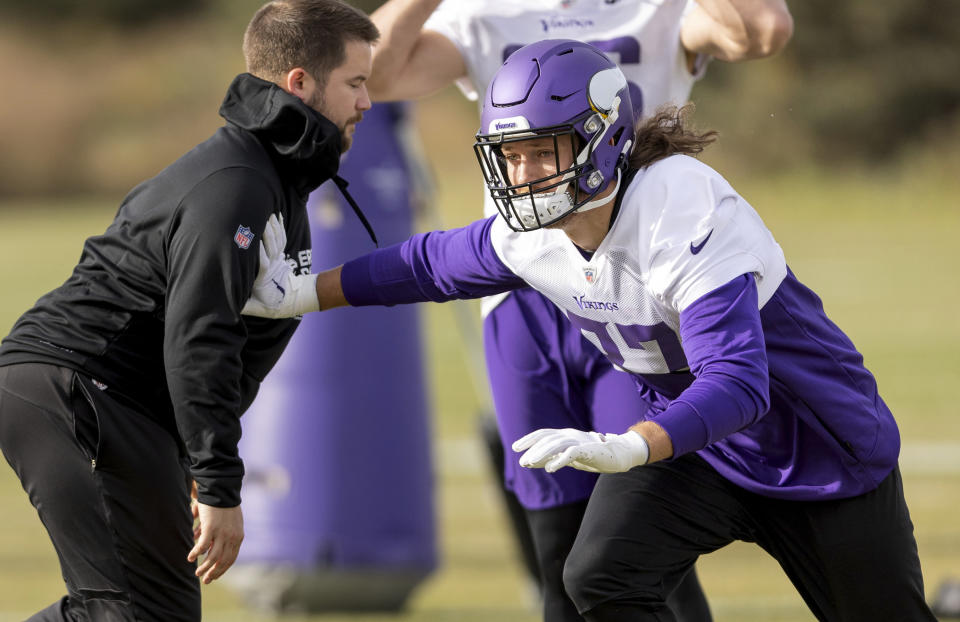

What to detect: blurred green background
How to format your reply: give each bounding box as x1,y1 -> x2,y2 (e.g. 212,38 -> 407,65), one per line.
1,0 -> 959,620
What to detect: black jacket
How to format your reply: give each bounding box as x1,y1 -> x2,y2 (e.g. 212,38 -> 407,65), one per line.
0,73 -> 342,507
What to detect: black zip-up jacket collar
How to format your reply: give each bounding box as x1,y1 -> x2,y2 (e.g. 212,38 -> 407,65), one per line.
222,73 -> 378,245
221,73 -> 341,197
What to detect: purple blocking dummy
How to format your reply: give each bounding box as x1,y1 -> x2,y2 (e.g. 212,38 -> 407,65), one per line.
227,102 -> 437,612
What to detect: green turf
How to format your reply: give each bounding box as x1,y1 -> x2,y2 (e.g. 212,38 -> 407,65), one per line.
0,157 -> 958,620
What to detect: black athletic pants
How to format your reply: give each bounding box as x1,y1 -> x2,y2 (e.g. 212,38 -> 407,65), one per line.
564,452 -> 936,622
527,501 -> 712,622
0,363 -> 200,621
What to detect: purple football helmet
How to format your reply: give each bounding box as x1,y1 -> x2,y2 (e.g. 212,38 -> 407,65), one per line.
474,39 -> 635,232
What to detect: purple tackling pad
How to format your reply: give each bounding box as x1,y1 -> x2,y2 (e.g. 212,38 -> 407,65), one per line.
232,103 -> 436,610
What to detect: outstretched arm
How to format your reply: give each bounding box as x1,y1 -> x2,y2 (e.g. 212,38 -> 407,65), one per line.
366,0 -> 467,101
242,261 -> 346,316
316,266 -> 347,310
243,216 -> 526,318
681,0 -> 793,61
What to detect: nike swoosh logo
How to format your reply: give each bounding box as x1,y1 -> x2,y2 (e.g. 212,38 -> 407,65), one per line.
690,229 -> 713,255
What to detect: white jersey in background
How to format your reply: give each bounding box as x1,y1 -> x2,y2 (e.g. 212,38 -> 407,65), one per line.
425,0 -> 705,312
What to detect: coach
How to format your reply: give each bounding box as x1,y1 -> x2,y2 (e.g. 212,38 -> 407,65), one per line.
0,1 -> 377,620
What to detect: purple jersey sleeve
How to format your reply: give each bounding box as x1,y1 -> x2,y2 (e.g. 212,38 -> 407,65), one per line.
341,215 -> 526,306
653,274 -> 771,457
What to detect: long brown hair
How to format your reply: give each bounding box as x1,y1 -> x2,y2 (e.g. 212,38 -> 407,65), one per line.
243,0 -> 379,86
627,104 -> 718,170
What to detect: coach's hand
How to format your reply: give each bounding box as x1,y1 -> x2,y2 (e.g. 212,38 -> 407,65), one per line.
513,428 -> 650,474
242,213 -> 319,319
188,503 -> 244,584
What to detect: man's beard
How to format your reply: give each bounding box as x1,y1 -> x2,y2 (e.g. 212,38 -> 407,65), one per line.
339,130 -> 353,153
339,117 -> 362,152
306,90 -> 357,153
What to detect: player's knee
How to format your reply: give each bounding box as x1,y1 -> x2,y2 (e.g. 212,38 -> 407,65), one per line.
75,587 -> 201,622
563,540 -> 669,616
57,590 -> 140,622
563,539 -> 612,612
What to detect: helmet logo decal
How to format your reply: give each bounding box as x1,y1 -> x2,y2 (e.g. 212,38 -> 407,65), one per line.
488,116 -> 531,134
588,67 -> 628,114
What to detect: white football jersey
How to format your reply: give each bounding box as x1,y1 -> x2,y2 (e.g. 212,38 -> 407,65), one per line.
425,0 -> 703,313
489,155 -> 788,375
425,0 -> 698,116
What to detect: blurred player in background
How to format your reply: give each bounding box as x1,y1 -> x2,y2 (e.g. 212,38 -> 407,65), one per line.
0,1 -> 377,619
361,0 -> 792,620
243,38 -> 937,622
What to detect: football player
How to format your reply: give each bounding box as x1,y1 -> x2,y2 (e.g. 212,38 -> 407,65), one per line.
359,0 -> 792,620
244,39 -> 936,622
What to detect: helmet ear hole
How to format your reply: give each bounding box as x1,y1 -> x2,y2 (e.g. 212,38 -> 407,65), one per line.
611,126 -> 625,146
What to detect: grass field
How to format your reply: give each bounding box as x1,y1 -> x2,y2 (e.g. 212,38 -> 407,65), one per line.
0,111 -> 958,620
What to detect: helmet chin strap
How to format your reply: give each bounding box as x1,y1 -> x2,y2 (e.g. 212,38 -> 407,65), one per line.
525,168 -> 579,225
524,163 -> 621,227
526,135 -> 606,220
573,134 -> 631,215
573,168 -> 621,214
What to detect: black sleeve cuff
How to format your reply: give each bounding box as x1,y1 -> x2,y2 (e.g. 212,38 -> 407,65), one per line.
193,475 -> 243,508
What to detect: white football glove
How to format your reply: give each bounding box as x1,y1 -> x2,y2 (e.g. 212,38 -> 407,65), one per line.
512,428 -> 650,474
241,213 -> 319,319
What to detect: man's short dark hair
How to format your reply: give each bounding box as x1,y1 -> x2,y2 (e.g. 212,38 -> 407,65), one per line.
243,0 -> 379,86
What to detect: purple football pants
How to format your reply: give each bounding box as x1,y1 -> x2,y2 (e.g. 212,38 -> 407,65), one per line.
483,287 -> 650,510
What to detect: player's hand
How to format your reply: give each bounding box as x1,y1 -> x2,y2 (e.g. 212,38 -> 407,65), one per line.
513,428 -> 649,473
188,503 -> 244,584
241,213 -> 319,319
